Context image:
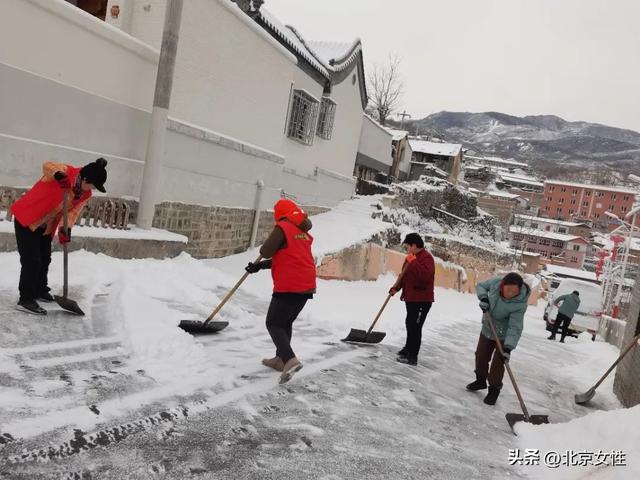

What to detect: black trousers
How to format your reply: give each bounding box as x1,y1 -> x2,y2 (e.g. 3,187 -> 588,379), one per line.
14,219 -> 53,302
402,302 -> 432,358
265,294 -> 309,363
551,313 -> 572,340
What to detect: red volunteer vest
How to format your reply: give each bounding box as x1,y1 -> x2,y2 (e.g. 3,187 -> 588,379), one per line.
271,220 -> 317,293
11,166 -> 91,230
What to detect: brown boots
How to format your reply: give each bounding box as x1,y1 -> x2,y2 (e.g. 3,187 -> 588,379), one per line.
262,357 -> 285,371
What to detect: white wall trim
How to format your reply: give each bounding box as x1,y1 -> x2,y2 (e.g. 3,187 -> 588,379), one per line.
0,60 -> 153,115
167,118 -> 285,164
25,0 -> 159,62
283,167 -> 317,181
216,0 -> 297,65
0,131 -> 144,165
316,167 -> 357,185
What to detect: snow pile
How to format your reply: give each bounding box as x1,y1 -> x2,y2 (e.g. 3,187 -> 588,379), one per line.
516,405 -> 640,480
392,178 -> 448,194
306,195 -> 394,260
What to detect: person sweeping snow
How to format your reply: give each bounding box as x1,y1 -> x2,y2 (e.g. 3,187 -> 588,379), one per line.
547,290 -> 581,343
245,199 -> 316,384
10,158 -> 107,315
389,233 -> 435,366
466,272 -> 530,405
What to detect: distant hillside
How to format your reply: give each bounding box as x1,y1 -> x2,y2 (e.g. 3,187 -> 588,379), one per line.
404,111 -> 640,182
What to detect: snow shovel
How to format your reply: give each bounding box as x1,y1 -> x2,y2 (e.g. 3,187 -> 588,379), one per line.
575,334 -> 640,405
179,256 -> 263,334
54,192 -> 85,316
342,294 -> 391,344
342,263 -> 409,344
483,312 -> 549,433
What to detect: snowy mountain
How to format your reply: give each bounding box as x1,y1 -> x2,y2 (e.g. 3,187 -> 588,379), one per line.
407,112 -> 640,180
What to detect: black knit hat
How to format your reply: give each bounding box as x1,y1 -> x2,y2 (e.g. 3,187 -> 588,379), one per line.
402,232 -> 424,249
81,158 -> 107,193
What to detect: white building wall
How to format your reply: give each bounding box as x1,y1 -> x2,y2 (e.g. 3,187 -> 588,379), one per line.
170,0 -> 296,155
0,0 -> 158,111
358,116 -> 393,168
399,142 -> 412,178
0,0 -> 360,209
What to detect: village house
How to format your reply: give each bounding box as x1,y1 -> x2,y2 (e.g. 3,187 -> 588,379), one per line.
513,214 -> 592,239
540,180 -> 639,230
354,115 -> 394,192
476,191 -> 530,230
408,139 -> 462,184
1,0 -> 369,257
496,173 -> 544,193
509,224 -> 590,269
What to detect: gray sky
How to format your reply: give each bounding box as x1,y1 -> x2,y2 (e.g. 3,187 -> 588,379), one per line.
266,0 -> 640,132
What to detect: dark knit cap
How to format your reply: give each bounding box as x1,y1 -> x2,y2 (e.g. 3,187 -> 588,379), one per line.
80,158 -> 107,193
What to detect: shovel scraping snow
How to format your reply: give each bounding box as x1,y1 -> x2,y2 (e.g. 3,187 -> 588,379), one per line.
342,294 -> 391,344
484,312 -> 549,433
575,334 -> 640,405
179,256 -> 262,334
54,192 -> 85,316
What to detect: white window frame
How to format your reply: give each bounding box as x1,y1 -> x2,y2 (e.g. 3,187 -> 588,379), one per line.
286,89 -> 320,146
316,97 -> 337,140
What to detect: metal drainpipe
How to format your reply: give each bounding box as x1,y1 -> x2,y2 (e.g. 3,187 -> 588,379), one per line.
250,180 -> 265,248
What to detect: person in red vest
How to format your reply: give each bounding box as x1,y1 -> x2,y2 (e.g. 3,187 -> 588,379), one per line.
389,233 -> 436,366
245,199 -> 316,384
10,158 -> 107,315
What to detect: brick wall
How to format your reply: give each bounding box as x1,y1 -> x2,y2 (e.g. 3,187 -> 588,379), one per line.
613,268 -> 640,407
2,185 -> 329,260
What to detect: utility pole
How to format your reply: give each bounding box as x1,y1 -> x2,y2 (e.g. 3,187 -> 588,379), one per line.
398,110 -> 411,130
137,0 -> 184,228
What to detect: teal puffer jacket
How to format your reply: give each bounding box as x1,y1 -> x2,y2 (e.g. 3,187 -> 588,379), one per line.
477,277 -> 531,350
555,293 -> 581,318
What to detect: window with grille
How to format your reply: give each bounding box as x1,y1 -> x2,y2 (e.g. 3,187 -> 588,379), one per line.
316,98 -> 337,140
287,90 -> 320,145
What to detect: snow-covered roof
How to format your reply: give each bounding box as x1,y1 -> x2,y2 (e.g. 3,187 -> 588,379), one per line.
499,174 -> 544,188
514,214 -> 588,227
306,40 -> 362,72
486,190 -> 521,200
544,180 -> 638,195
509,225 -> 581,242
259,9 -> 363,78
410,140 -> 462,157
410,163 -> 448,177
363,114 -> 394,138
384,127 -> 409,141
544,264 -> 598,282
465,155 -> 528,168
258,9 -> 331,77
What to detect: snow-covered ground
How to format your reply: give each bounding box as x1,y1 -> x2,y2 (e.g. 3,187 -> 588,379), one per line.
0,196 -> 637,479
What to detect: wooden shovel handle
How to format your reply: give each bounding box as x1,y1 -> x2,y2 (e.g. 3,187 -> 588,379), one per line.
484,311 -> 531,421
591,333 -> 640,390
365,261 -> 410,335
203,255 -> 263,325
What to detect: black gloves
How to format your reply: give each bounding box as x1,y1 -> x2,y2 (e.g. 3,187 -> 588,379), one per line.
245,260 -> 270,274
479,296 -> 490,312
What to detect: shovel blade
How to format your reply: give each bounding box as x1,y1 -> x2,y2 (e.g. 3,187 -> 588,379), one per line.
574,388 -> 596,405
506,413 -> 550,434
179,320 -> 229,334
341,329 -> 386,344
54,295 -> 85,316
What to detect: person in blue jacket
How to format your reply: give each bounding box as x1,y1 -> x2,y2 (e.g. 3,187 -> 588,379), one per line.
466,272 -> 530,405
548,290 -> 581,343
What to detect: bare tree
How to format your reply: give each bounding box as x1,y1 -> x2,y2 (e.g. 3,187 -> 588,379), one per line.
368,55 -> 404,126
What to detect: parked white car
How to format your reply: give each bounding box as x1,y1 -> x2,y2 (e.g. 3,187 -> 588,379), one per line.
544,278 -> 603,336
